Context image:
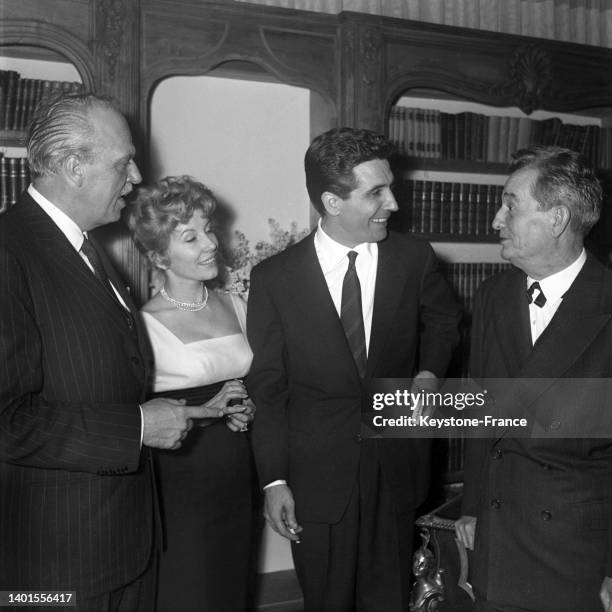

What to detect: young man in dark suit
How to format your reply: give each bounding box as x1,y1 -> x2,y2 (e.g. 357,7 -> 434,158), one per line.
247,127 -> 461,612
0,93 -> 215,610
456,146 -> 612,612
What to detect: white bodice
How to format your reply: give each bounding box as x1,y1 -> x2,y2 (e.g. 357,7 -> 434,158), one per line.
142,292 -> 252,392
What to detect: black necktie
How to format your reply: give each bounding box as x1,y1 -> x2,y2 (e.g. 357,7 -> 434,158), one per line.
81,236 -> 125,307
341,251 -> 367,378
526,281 -> 547,307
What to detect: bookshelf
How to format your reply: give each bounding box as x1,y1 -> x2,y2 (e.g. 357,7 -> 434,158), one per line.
388,92 -> 608,491
0,53 -> 83,215
389,93 -> 605,244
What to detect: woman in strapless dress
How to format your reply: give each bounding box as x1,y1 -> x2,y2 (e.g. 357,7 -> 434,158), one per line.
128,175 -> 256,612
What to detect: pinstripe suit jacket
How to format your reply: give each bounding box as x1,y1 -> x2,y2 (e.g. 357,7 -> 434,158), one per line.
0,193 -> 154,598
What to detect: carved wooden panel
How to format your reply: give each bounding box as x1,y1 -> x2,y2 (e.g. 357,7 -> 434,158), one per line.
381,18 -> 612,119
142,1 -> 337,105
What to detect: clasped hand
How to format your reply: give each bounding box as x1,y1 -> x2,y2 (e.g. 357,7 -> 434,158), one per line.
141,379 -> 254,449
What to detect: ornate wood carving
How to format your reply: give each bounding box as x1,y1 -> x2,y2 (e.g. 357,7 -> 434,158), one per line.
0,20 -> 95,90
488,44 -> 555,114
96,0 -> 126,83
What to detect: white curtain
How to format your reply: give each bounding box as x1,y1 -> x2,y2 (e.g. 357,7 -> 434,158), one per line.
233,0 -> 612,48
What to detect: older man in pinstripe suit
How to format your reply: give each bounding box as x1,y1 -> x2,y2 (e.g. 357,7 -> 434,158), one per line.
0,93 -> 213,611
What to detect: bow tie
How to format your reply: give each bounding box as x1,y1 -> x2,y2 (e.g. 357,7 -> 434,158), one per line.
526,281 -> 547,308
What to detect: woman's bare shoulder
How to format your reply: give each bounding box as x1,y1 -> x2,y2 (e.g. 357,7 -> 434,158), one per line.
141,292 -> 173,315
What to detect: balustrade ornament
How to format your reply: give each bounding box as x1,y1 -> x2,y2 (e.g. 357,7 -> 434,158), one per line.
409,529 -> 445,612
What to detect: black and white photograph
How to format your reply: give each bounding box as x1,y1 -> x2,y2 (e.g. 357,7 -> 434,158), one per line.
1,1 -> 612,611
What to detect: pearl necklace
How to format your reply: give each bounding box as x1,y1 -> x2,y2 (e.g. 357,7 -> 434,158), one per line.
160,283 -> 209,312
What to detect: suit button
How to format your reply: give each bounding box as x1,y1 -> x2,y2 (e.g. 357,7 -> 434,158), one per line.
354,434 -> 362,443
541,510 -> 552,521
490,498 -> 502,509
131,356 -> 140,365
491,449 -> 503,460
541,463 -> 551,470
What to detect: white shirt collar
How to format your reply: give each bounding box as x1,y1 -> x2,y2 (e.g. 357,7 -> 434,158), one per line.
527,249 -> 587,304
28,185 -> 85,252
314,219 -> 376,274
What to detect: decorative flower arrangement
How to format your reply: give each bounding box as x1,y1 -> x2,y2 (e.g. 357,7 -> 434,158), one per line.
223,218 -> 310,298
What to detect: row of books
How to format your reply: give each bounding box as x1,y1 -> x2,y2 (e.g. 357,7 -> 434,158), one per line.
389,106 -> 607,167
442,262 -> 512,379
0,155 -> 29,214
443,261 -> 511,315
1,70 -> 84,132
399,180 -> 503,237
444,434 -> 465,476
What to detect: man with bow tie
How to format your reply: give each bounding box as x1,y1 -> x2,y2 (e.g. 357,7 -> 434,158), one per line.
456,146 -> 612,612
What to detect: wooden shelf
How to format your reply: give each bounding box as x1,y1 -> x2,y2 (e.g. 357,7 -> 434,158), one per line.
398,156 -> 612,178
0,130 -> 27,147
396,157 -> 509,175
411,232 -> 499,244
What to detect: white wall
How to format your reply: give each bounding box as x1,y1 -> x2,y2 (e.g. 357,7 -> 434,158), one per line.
0,55 -> 80,81
150,74 -> 312,573
150,75 -> 312,248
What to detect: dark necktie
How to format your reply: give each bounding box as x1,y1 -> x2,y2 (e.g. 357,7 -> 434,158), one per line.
526,281 -> 547,307
341,251 -> 367,378
81,236 -> 136,335
81,236 -> 124,307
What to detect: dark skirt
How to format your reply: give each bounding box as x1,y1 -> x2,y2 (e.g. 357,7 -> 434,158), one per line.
152,382 -> 256,612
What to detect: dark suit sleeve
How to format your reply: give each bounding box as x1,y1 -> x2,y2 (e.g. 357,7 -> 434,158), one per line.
0,246 -> 142,474
461,285 -> 488,516
246,263 -> 290,488
417,245 -> 462,376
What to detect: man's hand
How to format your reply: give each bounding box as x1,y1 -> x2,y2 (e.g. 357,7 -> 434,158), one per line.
411,370 -> 439,418
455,515 -> 476,550
600,576 -> 612,611
142,379 -> 250,447
264,484 -> 303,542
141,398 -> 226,449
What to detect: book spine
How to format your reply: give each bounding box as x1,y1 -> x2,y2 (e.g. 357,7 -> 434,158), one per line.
486,115 -> 500,162
412,180 -> 424,232
18,158 -> 29,196
449,183 -> 460,234
430,181 -> 442,234
3,71 -> 19,132
441,182 -> 452,234
0,155 -> 8,214
421,180 -> 432,233
8,158 -> 19,208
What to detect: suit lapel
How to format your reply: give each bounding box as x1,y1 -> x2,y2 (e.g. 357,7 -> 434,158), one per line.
492,269 -> 533,377
496,256 -> 612,436
367,239 -> 407,376
282,232 -> 361,380
22,195 -> 138,337
520,256 -> 611,379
